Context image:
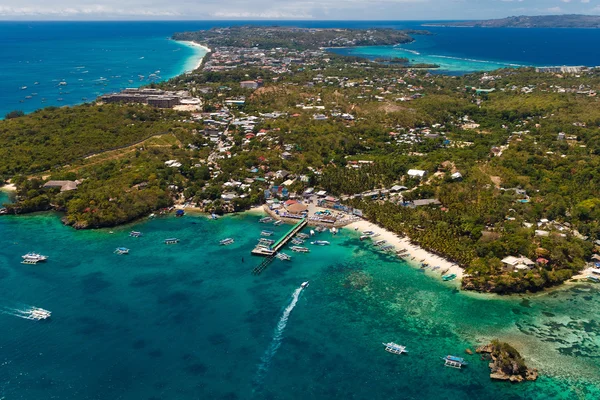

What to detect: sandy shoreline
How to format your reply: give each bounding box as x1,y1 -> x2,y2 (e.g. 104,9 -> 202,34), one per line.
346,219 -> 464,279
178,40 -> 211,71
172,203 -> 463,280
0,183 -> 16,192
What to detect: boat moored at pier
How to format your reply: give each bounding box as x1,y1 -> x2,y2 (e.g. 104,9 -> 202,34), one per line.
291,246 -> 310,253
275,252 -> 291,261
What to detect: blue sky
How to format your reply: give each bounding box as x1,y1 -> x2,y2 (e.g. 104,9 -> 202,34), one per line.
0,0 -> 598,20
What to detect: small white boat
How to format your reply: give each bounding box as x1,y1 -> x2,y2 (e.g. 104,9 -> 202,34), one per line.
301,281 -> 309,288
261,230 -> 274,237
129,231 -> 143,237
311,240 -> 330,246
273,220 -> 283,226
21,253 -> 48,264
383,342 -> 407,355
291,246 -> 310,253
164,238 -> 180,244
276,252 -> 291,261
25,307 -> 51,320
220,238 -> 234,246
310,230 -> 315,236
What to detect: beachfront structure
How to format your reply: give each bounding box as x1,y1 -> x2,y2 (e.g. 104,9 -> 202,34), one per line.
43,180 -> 79,192
407,169 -> 427,179
501,256 -> 535,271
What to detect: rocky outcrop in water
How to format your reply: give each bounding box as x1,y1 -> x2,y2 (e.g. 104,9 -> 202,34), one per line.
476,340 -> 538,383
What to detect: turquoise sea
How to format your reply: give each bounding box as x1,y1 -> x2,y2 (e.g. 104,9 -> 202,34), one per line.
4,21 -> 600,117
1,190 -> 600,399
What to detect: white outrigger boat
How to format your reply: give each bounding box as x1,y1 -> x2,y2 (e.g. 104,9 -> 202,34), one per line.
129,231 -> 143,237
164,238 -> 180,244
15,307 -> 52,321
219,238 -> 235,246
311,240 -> 330,246
442,355 -> 468,369
291,246 -> 310,253
261,230 -> 274,237
114,247 -> 130,255
275,252 -> 291,261
21,253 -> 48,264
383,342 -> 408,355
259,217 -> 274,224
273,220 -> 283,226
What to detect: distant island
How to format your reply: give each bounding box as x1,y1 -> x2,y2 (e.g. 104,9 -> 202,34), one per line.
172,26 -> 430,50
428,14 -> 600,29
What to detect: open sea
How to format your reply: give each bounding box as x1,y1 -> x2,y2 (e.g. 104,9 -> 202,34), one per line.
1,190 -> 600,399
3,21 -> 600,117
3,20 -> 600,399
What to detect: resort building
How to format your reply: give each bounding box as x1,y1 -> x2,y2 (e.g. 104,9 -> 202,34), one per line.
43,180 -> 79,192
501,256 -> 535,271
240,80 -> 263,89
407,169 -> 427,179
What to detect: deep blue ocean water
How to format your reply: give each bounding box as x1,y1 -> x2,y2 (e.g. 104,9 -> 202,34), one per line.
1,189 -> 600,399
3,21 -> 600,117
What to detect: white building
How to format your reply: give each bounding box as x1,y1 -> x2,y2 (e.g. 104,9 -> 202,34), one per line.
407,169 -> 427,179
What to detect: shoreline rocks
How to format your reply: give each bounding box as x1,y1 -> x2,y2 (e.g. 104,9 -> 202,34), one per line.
476,340 -> 538,383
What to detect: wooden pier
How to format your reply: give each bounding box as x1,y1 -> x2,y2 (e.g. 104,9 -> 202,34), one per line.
251,218 -> 308,257
252,255 -> 275,275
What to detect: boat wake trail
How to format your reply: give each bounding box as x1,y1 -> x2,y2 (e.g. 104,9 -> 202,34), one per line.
253,285 -> 305,392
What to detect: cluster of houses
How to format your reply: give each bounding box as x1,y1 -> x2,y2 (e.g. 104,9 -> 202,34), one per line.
203,46 -> 325,75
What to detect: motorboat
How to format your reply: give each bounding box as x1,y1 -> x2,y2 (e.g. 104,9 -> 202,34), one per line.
301,281 -> 309,288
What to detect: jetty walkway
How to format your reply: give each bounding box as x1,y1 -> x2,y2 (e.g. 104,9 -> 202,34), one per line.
251,218 -> 307,257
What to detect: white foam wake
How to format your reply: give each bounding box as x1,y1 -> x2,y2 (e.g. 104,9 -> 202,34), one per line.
254,285 -> 304,388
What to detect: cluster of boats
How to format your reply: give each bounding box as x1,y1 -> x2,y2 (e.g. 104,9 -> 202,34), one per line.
383,342 -> 468,369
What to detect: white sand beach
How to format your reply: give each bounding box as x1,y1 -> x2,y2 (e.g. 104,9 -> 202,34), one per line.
346,219 -> 464,279
179,41 -> 211,71
0,183 -> 16,192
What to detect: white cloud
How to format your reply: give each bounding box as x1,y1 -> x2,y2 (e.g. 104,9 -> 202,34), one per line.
0,0 -> 597,20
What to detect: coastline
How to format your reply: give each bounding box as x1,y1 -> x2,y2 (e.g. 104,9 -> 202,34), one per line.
0,183 -> 17,192
177,40 -> 211,72
249,204 -> 463,280
345,219 -> 464,279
